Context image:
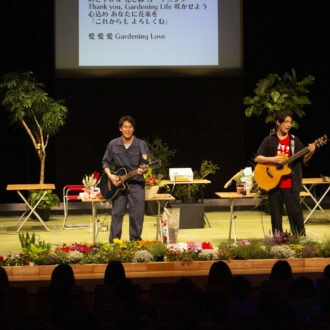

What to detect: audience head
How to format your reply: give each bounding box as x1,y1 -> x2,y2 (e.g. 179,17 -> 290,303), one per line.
171,277 -> 199,302
207,260 -> 233,284
269,260 -> 293,281
50,263 -> 75,289
230,275 -> 253,299
289,275 -> 316,299
0,266 -> 9,289
323,264 -> 330,279
104,260 -> 126,286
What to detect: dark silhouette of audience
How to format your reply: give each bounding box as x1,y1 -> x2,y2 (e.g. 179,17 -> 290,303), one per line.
39,263 -> 98,329
261,259 -> 293,299
322,263 -> 330,279
158,277 -> 204,329
269,259 -> 294,281
0,266 -> 9,319
256,288 -> 298,330
103,260 -> 126,285
203,261 -> 233,328
94,260 -> 156,329
0,266 -> 31,329
3,260 -> 330,329
205,260 -> 233,296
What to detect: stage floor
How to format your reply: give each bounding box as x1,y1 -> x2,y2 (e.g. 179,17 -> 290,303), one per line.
1,204 -> 329,257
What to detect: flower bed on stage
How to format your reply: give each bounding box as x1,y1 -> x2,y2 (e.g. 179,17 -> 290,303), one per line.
1,231 -> 330,267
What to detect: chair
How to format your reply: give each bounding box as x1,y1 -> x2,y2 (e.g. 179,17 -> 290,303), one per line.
63,185 -> 89,229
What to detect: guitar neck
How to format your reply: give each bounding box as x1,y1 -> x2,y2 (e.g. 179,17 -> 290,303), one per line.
120,169 -> 140,183
283,146 -> 310,166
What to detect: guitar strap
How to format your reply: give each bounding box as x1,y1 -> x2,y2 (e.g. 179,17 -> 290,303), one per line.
290,134 -> 295,155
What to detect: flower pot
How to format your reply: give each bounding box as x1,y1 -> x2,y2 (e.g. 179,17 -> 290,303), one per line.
145,186 -> 159,199
182,196 -> 198,204
31,208 -> 51,221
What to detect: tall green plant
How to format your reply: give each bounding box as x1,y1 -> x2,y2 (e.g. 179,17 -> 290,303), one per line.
243,68 -> 315,129
0,71 -> 68,183
145,136 -> 176,178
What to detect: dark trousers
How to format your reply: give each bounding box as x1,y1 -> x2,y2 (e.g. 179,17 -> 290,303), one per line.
269,188 -> 305,236
110,183 -> 145,242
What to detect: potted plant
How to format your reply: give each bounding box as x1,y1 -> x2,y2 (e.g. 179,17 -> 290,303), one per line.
27,190 -> 61,221
243,68 -> 315,128
144,136 -> 176,215
0,71 -> 67,217
172,159 -> 219,203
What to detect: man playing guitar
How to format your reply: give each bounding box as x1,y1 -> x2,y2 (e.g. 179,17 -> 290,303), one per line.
102,115 -> 150,242
254,110 -> 316,236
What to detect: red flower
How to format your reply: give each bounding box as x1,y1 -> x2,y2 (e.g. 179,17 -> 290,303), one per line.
145,176 -> 158,187
202,242 -> 213,249
93,171 -> 100,182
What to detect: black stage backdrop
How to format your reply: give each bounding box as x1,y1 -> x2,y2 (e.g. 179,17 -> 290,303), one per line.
1,1 -> 329,202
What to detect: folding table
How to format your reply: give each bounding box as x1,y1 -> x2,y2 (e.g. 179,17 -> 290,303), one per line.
145,193 -> 175,240
6,183 -> 56,232
215,192 -> 256,243
301,177 -> 330,223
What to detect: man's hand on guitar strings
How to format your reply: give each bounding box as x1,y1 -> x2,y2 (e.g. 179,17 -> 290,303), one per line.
137,166 -> 146,175
110,173 -> 121,186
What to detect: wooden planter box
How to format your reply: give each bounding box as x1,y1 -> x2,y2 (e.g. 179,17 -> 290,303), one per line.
4,258 -> 330,282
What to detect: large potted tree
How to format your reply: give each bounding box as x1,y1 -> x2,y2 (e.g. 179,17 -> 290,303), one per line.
0,71 -> 68,218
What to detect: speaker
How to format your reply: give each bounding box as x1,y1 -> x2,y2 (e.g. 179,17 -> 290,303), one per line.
172,203 -> 204,229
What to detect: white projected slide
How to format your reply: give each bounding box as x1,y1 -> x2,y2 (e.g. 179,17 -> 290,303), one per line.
79,0 -> 219,66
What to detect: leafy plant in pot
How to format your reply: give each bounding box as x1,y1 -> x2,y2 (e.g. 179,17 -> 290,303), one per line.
28,190 -> 61,221
144,136 -> 176,215
0,71 -> 68,216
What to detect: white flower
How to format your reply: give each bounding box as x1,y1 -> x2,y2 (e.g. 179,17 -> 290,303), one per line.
132,250 -> 154,262
270,245 -> 296,258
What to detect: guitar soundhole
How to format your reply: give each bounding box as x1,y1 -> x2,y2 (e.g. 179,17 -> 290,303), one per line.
266,167 -> 273,178
276,164 -> 283,170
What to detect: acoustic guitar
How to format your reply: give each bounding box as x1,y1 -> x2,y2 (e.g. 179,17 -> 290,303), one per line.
254,135 -> 328,191
99,160 -> 161,200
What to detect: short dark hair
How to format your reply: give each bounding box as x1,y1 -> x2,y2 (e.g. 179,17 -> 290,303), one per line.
119,115 -> 135,128
275,110 -> 293,123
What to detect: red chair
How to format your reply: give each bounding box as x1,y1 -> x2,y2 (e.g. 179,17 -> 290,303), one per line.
62,185 -> 89,229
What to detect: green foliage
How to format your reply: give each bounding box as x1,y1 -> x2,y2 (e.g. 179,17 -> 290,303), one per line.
145,136 -> 176,178
18,232 -> 52,264
0,71 -> 68,135
243,68 -> 315,129
27,189 -> 60,209
218,240 -> 270,260
18,232 -> 36,249
0,71 -> 68,183
145,240 -> 168,260
320,239 -> 330,257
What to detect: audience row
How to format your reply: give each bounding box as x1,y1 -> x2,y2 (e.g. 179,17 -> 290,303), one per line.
1,261 -> 330,329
